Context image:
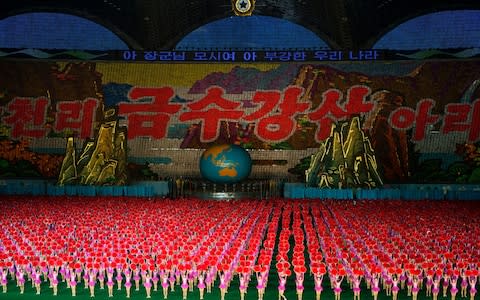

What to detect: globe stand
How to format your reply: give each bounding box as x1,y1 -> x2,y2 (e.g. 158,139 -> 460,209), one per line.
178,178 -> 282,200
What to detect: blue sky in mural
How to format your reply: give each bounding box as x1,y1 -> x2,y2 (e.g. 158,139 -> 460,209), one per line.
0,12 -> 128,50
374,10 -> 480,50
176,16 -> 330,50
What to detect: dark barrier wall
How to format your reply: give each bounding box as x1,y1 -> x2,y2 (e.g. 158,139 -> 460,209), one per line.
284,183 -> 480,201
0,180 -> 169,197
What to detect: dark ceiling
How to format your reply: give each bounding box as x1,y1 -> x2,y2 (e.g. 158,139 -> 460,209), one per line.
1,0 -> 480,50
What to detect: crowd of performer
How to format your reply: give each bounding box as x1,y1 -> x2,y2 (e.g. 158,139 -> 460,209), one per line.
0,196 -> 479,300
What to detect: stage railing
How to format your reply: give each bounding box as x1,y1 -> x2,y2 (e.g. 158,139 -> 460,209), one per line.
284,183 -> 480,200
0,180 -> 169,197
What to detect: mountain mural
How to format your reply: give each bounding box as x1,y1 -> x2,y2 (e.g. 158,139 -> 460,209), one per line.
189,64 -> 301,94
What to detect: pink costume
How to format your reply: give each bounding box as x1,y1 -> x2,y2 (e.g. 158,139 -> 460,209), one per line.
392,278 -> 400,293
433,278 -> 440,294
219,274 -> 227,289
181,273 -> 189,289
124,272 -> 132,288
278,276 -> 287,292
412,279 -> 420,293
107,272 -> 114,287
70,272 -> 77,287
34,270 -> 41,285
198,273 -> 206,289
469,278 -> 477,296
443,276 -> 450,289
152,271 -> 159,285
1,270 -> 8,285
426,276 -> 433,290
333,276 -> 342,293
17,270 -> 25,285
450,277 -> 458,296
144,276 -> 152,288
314,275 -> 323,292
133,269 -> 141,282
52,271 -> 59,286
296,273 -> 304,292
461,275 -> 468,290
161,273 -> 169,288
89,272 -> 97,287
353,277 -> 361,293
115,269 -> 123,283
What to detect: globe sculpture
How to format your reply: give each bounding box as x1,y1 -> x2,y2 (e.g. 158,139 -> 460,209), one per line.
199,144 -> 252,184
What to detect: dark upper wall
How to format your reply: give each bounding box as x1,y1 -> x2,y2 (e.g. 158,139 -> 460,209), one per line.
1,0 -> 480,50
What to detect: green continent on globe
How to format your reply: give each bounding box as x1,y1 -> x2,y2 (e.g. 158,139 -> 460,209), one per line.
200,144 -> 252,184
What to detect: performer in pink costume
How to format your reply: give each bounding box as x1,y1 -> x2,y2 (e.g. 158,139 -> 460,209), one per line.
425,271 -> 434,297
89,269 -> 97,297
400,272 -> 407,290
219,272 -> 228,300
257,272 -> 266,300
406,273 -> 413,296
352,275 -> 362,300
144,272 -> 153,299
450,275 -> 459,300
238,268 -> 249,300
107,268 -> 115,297
278,273 -> 287,300
176,268 -> 181,286
33,268 -> 42,294
70,270 -> 78,297
152,270 -> 159,292
17,268 -> 25,294
333,274 -> 344,300
384,272 -> 393,296
459,271 -> 469,298
98,266 -> 105,290
205,267 -> 214,294
442,274 -> 450,297
116,268 -> 123,291
83,267 -> 90,290
133,266 -> 141,292
169,270 -> 176,292
198,271 -> 206,300
412,276 -> 420,300
371,273 -> 380,300
392,275 -> 400,300
469,275 -> 477,300
188,269 -> 195,292
40,263 -> 48,283
124,268 -> 132,298
314,272 -> 324,300
1,267 -> 7,293
181,271 -> 189,300
432,274 -> 441,300
51,269 -> 59,296
161,271 -> 169,299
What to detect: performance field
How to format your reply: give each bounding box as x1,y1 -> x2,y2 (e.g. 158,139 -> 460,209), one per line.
0,196 -> 479,300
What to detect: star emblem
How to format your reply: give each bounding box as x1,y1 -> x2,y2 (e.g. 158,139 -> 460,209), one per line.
233,0 -> 254,16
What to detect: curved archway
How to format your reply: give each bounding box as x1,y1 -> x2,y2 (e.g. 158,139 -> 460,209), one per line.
175,15 -> 331,51
0,12 -> 130,50
372,10 -> 480,50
